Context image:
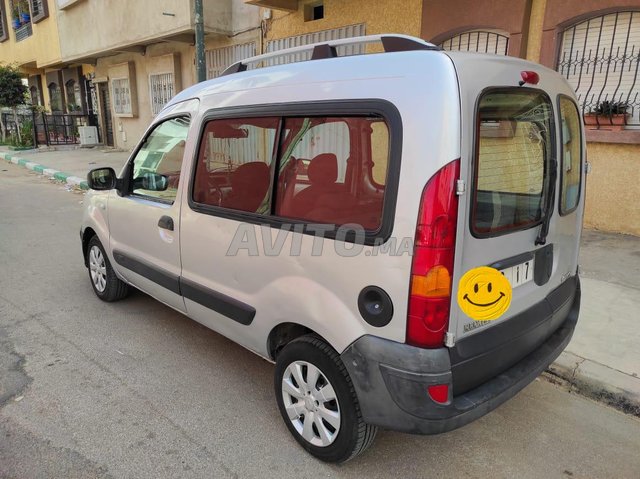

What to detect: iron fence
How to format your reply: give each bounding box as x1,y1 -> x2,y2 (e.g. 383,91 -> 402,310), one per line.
439,31 -> 509,55
558,11 -> 640,127
34,113 -> 96,146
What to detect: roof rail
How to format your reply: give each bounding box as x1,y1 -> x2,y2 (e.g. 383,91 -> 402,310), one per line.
220,34 -> 440,77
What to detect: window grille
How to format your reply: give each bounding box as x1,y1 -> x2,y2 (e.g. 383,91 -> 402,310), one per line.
149,73 -> 174,115
30,0 -> 49,22
439,30 -> 509,55
112,78 -> 132,115
206,42 -> 257,79
558,11 -> 640,126
0,3 -> 7,42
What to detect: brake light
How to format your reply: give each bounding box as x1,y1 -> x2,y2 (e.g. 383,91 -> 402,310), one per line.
407,160 -> 460,348
520,70 -> 540,86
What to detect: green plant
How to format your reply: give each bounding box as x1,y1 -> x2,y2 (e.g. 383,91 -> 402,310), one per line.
592,100 -> 628,116
0,63 -> 28,143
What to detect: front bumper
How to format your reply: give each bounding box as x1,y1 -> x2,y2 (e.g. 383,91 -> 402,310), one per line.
341,276 -> 580,435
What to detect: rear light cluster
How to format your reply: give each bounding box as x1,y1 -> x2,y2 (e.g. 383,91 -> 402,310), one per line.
406,160 -> 460,348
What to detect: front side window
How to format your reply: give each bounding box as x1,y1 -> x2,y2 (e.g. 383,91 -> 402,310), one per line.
131,116 -> 190,203
472,89 -> 553,235
559,97 -> 582,215
192,117 -> 279,213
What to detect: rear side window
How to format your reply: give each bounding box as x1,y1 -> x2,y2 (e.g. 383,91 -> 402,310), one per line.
472,89 -> 553,236
192,117 -> 279,213
558,97 -> 582,215
275,116 -> 389,231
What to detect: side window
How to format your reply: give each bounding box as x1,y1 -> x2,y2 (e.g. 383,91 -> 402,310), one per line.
276,116 -> 390,231
559,97 -> 582,215
192,117 -> 279,213
472,90 -> 553,235
131,116 -> 190,203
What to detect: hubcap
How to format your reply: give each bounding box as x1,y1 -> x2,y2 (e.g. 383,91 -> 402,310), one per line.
281,360 -> 341,447
88,245 -> 107,293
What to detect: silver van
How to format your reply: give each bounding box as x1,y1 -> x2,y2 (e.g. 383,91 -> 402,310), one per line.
81,35 -> 584,463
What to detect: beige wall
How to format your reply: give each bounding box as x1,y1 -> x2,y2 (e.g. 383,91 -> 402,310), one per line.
265,0 -> 422,40
583,142 -> 640,236
56,0 -> 194,62
0,0 -> 62,67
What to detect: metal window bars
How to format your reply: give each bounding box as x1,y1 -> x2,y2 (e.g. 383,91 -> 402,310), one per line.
439,31 -> 509,56
558,11 -> 640,127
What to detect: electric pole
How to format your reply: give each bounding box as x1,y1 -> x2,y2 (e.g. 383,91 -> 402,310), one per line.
195,0 -> 206,83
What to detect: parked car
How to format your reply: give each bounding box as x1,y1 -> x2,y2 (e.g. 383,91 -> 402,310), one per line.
81,34 -> 584,463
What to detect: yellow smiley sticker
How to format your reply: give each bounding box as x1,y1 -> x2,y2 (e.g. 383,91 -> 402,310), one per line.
457,266 -> 512,321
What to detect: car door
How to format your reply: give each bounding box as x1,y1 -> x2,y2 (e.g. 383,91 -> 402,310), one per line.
108,113 -> 192,313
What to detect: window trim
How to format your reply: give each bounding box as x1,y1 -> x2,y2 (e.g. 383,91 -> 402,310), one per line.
31,0 -> 50,23
557,94 -> 583,216
121,113 -> 192,206
470,86 -> 557,239
187,99 -> 403,246
0,2 -> 8,42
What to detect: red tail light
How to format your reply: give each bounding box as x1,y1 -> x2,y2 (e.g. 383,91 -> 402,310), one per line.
407,160 -> 460,348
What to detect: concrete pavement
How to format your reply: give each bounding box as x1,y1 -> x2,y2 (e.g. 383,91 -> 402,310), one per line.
2,145 -> 640,416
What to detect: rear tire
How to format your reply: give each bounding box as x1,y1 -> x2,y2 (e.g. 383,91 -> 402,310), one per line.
274,335 -> 377,463
86,236 -> 129,302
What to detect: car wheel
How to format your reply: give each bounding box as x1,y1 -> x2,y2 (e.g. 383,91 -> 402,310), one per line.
274,335 -> 377,463
86,236 -> 129,302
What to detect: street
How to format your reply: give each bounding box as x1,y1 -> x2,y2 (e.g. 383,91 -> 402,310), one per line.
1,163 -> 639,478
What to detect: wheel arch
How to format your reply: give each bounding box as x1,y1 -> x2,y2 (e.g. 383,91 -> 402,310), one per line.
267,322 -> 334,361
82,227 -> 97,266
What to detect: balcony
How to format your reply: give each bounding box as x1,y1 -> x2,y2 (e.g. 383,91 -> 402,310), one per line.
14,22 -> 32,41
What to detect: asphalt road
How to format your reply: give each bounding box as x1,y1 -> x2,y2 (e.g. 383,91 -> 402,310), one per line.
1,163 -> 639,479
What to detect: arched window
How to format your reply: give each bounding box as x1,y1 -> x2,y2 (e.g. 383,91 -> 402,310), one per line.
48,83 -> 62,112
438,29 -> 509,55
30,85 -> 41,106
558,11 -> 640,126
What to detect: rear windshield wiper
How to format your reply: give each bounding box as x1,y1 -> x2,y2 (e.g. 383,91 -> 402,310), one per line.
535,159 -> 558,245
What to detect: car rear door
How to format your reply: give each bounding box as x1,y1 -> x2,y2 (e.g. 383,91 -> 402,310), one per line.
447,86 -> 584,390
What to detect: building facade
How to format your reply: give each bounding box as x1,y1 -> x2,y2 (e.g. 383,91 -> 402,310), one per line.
0,0 -> 638,235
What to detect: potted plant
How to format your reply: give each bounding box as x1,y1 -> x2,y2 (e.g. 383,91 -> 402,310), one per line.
584,100 -> 629,131
11,5 -> 22,29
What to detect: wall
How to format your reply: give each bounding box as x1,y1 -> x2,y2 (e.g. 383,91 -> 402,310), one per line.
0,0 -> 62,67
421,0 -> 530,56
583,143 -> 640,236
56,0 -> 193,62
265,0 -> 422,40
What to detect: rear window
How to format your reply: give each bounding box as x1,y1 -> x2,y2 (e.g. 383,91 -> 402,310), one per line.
472,89 -> 553,236
558,96 -> 582,215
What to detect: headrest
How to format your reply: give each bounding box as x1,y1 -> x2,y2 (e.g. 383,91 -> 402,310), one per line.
232,162 -> 270,188
308,153 -> 338,185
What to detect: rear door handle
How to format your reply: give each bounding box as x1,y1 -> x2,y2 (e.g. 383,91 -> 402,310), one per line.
158,215 -> 174,231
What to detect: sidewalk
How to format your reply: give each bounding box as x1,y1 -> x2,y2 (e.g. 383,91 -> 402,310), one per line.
2,146 -> 639,415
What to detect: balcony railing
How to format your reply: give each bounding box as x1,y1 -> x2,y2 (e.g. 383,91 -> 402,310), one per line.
15,22 -> 32,41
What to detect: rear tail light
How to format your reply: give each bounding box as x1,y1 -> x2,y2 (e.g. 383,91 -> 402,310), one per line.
407,160 -> 460,348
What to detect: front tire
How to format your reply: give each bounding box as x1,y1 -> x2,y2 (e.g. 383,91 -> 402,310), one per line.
86,236 -> 129,302
274,335 -> 377,463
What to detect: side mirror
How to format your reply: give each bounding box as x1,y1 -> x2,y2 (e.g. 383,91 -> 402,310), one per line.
87,167 -> 117,190
133,172 -> 169,192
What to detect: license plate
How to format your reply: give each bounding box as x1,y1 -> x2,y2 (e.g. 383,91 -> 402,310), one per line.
500,259 -> 534,288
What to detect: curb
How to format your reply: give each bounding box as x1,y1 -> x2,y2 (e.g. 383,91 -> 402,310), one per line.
1,152 -> 88,190
547,351 -> 640,417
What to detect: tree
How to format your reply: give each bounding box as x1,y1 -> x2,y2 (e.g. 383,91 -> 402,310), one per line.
0,64 -> 28,143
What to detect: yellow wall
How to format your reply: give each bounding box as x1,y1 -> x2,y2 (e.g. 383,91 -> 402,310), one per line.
583,142 -> 640,236
264,0 -> 422,41
525,0 -> 546,62
0,0 -> 61,67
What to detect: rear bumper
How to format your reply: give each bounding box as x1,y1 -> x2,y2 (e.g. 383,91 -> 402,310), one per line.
341,276 -> 580,435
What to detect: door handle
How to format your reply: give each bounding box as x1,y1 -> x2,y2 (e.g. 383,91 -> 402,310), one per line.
158,215 -> 174,231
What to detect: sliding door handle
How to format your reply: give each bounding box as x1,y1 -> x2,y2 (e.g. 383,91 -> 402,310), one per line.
158,215 -> 174,231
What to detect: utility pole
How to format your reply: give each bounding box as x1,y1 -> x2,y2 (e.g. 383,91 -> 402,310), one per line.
195,0 -> 206,83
